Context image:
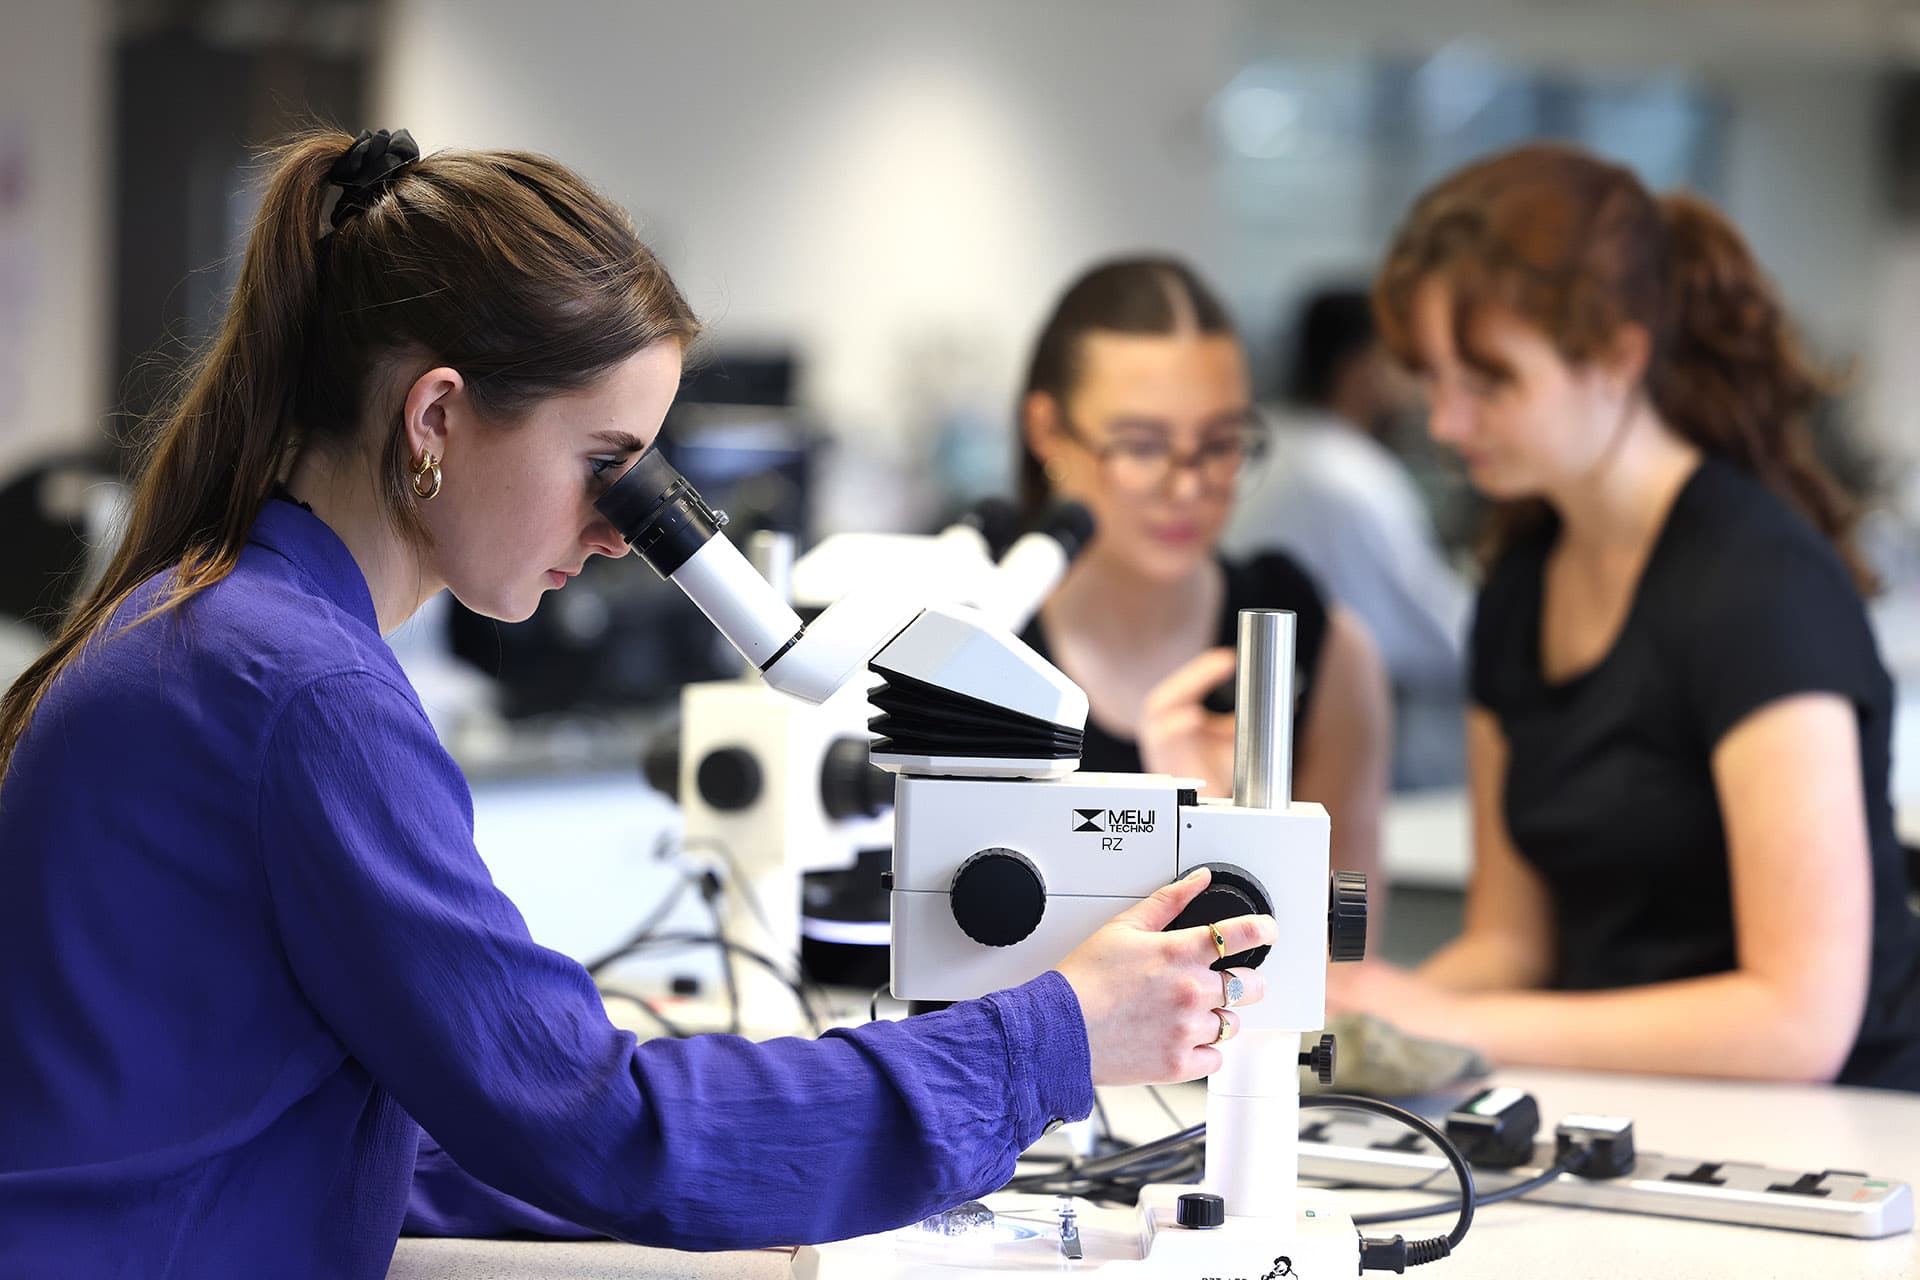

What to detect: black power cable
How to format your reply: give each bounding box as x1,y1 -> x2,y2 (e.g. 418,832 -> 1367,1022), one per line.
1005,1094 -> 1477,1269
608,931 -> 825,1034
587,835 -> 832,1037
1351,1156 -> 1576,1226
1302,1094 -> 1474,1269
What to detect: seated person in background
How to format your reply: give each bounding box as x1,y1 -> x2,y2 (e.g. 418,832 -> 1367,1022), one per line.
1225,287 -> 1470,696
1227,287 -> 1474,790
1329,142 -> 1920,1091
1015,256 -> 1390,920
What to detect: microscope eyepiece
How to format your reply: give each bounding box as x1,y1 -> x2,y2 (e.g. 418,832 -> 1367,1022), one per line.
595,450 -> 727,579
596,450 -> 808,673
1032,499 -> 1095,563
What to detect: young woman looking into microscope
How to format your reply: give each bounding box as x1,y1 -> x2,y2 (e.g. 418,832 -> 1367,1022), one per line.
0,127 -> 1283,1277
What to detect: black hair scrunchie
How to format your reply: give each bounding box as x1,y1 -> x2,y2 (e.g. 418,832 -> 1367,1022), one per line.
326,128 -> 421,230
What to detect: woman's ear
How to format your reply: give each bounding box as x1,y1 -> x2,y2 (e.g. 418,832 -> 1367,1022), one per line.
1597,323 -> 1653,397
401,366 -> 466,461
1023,390 -> 1066,471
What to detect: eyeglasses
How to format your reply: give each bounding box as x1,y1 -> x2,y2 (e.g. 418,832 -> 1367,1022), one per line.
1057,413 -> 1269,495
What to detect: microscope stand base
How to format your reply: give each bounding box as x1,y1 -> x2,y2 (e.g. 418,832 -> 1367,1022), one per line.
793,1186 -> 1358,1277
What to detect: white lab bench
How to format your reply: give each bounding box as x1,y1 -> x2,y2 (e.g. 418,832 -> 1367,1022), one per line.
415,604 -> 1920,1279
389,1065 -> 1920,1279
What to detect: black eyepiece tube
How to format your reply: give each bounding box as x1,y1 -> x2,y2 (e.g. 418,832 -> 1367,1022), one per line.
595,450 -> 808,673
595,451 -> 727,579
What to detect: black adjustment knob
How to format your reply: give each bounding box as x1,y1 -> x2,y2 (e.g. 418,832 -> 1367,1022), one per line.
1328,869 -> 1368,963
695,747 -> 762,812
1163,862 -> 1274,970
1298,1033 -> 1336,1085
1174,1192 -> 1225,1229
949,848 -> 1046,947
819,736 -> 894,820
641,726 -> 681,798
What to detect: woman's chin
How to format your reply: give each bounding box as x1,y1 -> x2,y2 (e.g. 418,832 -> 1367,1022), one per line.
455,589 -> 541,625
1123,538 -> 1213,584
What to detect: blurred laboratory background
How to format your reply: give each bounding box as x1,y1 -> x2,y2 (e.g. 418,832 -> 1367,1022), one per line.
6,0 -> 1920,981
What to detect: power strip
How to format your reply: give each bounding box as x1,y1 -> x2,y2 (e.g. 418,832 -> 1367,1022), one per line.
1296,1110 -> 1913,1239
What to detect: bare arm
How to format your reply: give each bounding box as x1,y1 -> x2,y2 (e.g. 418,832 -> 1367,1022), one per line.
1293,607 -> 1391,939
1354,695 -> 1873,1082
1416,707 -> 1556,992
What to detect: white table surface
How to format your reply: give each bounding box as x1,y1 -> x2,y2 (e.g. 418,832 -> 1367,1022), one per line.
390,1064 -> 1920,1279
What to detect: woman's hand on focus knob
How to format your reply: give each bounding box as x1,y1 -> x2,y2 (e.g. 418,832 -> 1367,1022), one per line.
1056,867 -> 1275,1085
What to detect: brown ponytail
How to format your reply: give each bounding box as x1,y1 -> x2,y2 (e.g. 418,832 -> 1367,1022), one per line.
1374,143 -> 1871,592
0,126 -> 698,782
1649,192 -> 1866,587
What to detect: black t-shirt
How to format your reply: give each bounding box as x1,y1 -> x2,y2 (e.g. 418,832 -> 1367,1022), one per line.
1472,456 -> 1920,1090
1021,553 -> 1329,776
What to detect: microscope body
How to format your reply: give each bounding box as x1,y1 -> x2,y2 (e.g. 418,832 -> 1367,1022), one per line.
891,773 -> 1328,1032
595,457 -> 1363,1275
668,515 -> 1086,1008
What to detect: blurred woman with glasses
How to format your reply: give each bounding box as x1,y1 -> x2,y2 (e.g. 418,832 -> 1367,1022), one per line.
1016,256 -> 1391,908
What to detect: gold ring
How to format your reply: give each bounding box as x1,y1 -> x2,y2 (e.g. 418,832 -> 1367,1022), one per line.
1208,923 -> 1228,962
1220,970 -> 1245,1009
1210,1009 -> 1234,1045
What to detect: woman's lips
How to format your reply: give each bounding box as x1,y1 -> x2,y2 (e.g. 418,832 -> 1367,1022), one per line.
1147,523 -> 1203,546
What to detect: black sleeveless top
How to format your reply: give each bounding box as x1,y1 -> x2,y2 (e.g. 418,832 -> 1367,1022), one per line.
1472,457 -> 1920,1090
1020,553 -> 1330,776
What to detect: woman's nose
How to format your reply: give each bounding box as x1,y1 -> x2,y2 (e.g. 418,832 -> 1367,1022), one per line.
584,516 -> 629,560
1163,457 -> 1208,502
1425,387 -> 1474,446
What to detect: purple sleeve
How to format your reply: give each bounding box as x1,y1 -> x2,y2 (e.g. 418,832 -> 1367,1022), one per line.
257,671 -> 1093,1249
404,1129 -> 603,1239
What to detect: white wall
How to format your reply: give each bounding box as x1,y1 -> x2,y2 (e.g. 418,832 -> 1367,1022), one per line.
0,0 -> 110,479
376,0 -> 1263,528
375,0 -> 1907,527
1720,66 -> 1886,368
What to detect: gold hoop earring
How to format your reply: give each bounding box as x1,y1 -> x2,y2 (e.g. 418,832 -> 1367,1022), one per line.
1042,456 -> 1070,486
411,450 -> 442,501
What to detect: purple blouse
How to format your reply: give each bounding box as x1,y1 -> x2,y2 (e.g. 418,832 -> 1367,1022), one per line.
0,498 -> 1093,1279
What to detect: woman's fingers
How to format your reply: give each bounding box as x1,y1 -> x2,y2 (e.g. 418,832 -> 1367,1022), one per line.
1114,866 -> 1212,930
1216,965 -> 1263,1009
1166,912 -> 1277,964
1198,1007 -> 1241,1046
1142,647 -> 1239,717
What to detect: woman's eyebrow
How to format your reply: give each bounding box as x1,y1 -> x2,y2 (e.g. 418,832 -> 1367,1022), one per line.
1201,407 -> 1256,431
1105,416 -> 1175,435
591,430 -> 649,452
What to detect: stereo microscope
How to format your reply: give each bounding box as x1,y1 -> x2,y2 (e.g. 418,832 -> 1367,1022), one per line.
599,453 -> 1370,1277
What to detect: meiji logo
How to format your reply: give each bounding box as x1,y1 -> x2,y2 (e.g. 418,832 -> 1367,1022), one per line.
1073,808 -> 1156,834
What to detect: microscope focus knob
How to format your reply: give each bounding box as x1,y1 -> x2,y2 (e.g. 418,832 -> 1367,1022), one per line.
820,735 -> 894,820
695,747 -> 763,812
1164,862 -> 1273,970
641,726 -> 681,799
949,848 -> 1046,947
1299,1033 -> 1337,1085
1329,869 -> 1368,963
